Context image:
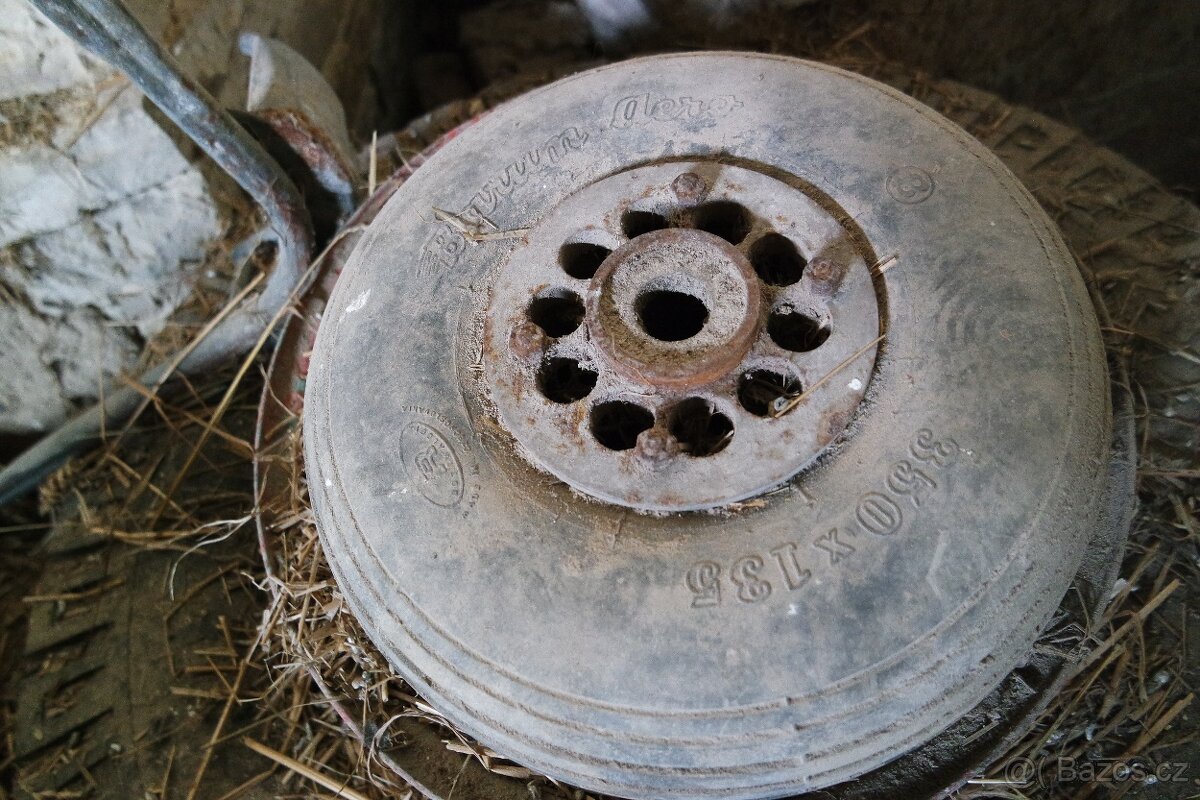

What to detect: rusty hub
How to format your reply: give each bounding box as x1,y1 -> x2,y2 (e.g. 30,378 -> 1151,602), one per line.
588,227 -> 760,390
484,161 -> 880,511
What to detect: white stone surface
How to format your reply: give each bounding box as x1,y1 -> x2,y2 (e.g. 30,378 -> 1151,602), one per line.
0,1 -> 221,435
0,0 -> 103,100
0,0 -> 388,437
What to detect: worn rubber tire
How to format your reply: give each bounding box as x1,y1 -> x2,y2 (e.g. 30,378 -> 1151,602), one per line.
305,53 -> 1118,799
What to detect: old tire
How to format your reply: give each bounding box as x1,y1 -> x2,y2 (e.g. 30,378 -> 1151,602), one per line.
304,54 -> 1121,799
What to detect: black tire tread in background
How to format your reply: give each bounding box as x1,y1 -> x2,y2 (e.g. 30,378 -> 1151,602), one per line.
11,413 -> 276,800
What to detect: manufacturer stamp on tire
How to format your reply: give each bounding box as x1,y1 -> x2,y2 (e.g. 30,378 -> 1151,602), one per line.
886,165 -> 935,204
400,421 -> 465,507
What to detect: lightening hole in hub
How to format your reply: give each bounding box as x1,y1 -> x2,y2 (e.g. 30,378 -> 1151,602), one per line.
750,233 -> 806,286
693,201 -> 751,244
621,209 -> 669,239
590,401 -> 654,451
636,290 -> 708,342
527,289 -> 584,337
537,357 -> 598,404
768,308 -> 830,352
738,369 -> 803,417
559,242 -> 611,280
669,398 -> 734,457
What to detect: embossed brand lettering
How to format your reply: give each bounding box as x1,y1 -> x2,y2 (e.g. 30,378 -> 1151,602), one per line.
399,421 -> 465,508
417,127 -> 589,276
610,93 -> 744,130
414,443 -> 453,482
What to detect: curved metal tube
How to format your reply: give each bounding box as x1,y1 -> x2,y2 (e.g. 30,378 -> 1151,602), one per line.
0,0 -> 314,505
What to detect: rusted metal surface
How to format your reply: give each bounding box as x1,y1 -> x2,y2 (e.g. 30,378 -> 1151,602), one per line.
587,228 -> 762,389
483,160 -> 880,511
670,170 -> 710,204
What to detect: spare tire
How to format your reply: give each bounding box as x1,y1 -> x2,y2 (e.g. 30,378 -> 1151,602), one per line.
303,53 -> 1127,799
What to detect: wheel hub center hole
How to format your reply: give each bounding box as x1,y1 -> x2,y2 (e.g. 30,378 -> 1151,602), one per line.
635,289 -> 709,342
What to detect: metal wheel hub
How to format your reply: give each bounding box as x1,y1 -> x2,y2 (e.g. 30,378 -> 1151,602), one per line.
304,53 -> 1127,800
484,161 -> 880,510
